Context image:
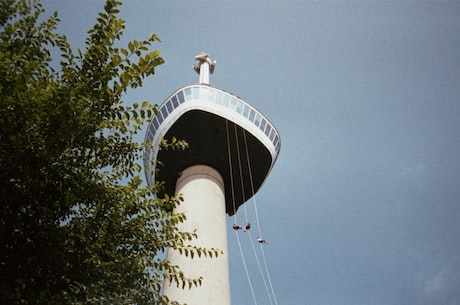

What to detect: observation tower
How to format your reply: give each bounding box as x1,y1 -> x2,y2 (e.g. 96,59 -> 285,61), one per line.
143,53 -> 280,305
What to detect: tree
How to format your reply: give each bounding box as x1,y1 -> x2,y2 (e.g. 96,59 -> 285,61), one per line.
0,1 -> 219,304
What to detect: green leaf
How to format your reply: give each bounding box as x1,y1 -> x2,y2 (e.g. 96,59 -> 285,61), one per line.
0,2 -> 213,304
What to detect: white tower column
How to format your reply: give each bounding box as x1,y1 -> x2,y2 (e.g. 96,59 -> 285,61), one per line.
162,165 -> 231,305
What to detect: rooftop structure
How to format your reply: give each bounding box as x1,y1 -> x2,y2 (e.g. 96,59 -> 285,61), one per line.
143,54 -> 280,215
143,53 -> 280,305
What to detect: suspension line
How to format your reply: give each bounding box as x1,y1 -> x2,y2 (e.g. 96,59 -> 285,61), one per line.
226,120 -> 258,305
243,129 -> 279,305
233,123 -> 249,224
247,231 -> 275,305
242,129 -> 262,236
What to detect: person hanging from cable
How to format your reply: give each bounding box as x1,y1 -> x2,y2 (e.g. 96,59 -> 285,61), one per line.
232,222 -> 251,232
232,224 -> 242,230
257,237 -> 268,244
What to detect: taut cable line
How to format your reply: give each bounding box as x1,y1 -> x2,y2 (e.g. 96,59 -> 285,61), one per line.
233,123 -> 249,225
227,120 -> 280,305
242,129 -> 261,236
247,230 -> 275,305
225,120 -> 237,217
226,120 -> 258,305
243,129 -> 279,305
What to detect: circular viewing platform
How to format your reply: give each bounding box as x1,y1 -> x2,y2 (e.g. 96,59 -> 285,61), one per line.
144,84 -> 280,215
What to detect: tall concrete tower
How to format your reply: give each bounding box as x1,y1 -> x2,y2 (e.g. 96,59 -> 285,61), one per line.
143,53 -> 280,305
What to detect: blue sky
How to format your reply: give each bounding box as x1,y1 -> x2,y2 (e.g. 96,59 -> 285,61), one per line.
43,1 -> 460,305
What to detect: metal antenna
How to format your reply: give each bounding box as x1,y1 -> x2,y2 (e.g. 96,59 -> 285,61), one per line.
193,52 -> 216,85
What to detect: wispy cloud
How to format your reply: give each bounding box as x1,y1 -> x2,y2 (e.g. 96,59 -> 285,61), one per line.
398,163 -> 427,181
415,264 -> 460,305
422,267 -> 448,298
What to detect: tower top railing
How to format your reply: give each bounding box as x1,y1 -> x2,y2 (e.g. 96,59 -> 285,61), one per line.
143,84 -> 281,185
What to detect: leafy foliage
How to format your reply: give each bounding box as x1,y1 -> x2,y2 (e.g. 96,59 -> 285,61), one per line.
0,1 -> 219,304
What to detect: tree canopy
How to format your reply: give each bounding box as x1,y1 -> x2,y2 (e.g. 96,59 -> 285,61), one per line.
0,1 -> 218,304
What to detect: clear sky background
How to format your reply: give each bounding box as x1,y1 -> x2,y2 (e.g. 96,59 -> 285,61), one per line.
43,1 -> 460,305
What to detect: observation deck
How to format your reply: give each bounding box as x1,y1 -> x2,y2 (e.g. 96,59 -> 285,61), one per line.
144,56 -> 280,215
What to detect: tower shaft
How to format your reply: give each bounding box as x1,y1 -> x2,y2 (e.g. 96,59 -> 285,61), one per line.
162,165 -> 231,305
144,54 -> 280,305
